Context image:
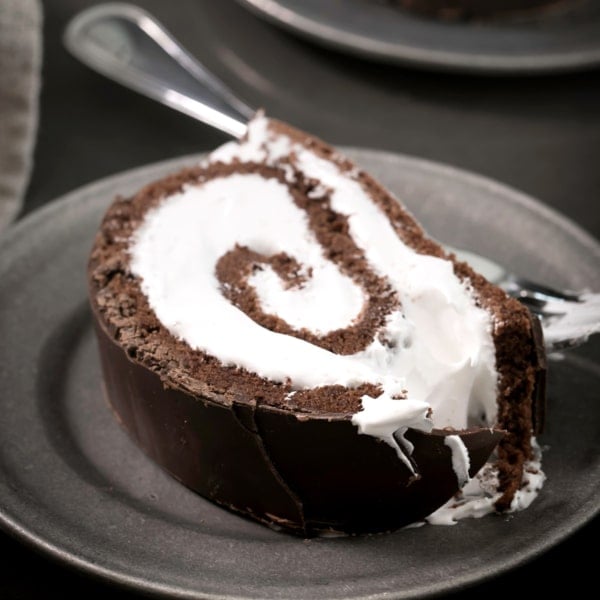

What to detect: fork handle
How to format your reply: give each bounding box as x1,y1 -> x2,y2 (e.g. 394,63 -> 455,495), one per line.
63,3 -> 254,139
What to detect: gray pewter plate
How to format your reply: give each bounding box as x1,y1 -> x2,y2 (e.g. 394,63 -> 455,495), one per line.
236,0 -> 600,74
0,149 -> 598,599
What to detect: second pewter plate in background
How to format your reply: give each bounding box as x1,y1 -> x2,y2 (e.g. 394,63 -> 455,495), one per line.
236,0 -> 600,74
0,148 -> 598,598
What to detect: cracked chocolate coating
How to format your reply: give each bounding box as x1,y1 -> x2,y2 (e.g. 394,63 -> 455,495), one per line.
95,313 -> 505,535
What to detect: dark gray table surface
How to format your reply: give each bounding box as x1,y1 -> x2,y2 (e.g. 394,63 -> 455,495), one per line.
2,0 -> 598,597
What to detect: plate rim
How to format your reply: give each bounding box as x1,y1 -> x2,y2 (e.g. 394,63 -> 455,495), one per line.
235,0 -> 600,74
0,148 -> 598,599
2,148 -> 598,260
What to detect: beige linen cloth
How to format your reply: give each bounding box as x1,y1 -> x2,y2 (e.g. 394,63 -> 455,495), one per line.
0,0 -> 42,231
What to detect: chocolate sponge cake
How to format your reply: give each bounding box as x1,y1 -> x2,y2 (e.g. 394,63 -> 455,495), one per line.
88,115 -> 546,535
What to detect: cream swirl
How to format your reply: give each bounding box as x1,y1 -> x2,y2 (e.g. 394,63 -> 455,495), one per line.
129,116 -> 498,469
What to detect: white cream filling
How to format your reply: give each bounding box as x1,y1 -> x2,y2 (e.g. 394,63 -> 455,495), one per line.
445,435 -> 471,488
248,261 -> 364,335
427,438 -> 546,525
130,115 -> 500,485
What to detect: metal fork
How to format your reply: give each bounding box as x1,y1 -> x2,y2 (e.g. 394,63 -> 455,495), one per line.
501,276 -> 581,317
501,283 -> 600,352
63,4 -> 600,353
451,248 -> 600,352
501,280 -> 599,351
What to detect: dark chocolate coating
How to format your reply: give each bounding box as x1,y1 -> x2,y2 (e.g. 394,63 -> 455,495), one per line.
530,312 -> 547,435
94,306 -> 505,536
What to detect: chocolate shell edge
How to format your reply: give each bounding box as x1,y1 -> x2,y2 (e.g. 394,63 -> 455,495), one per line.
92,304 -> 505,537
